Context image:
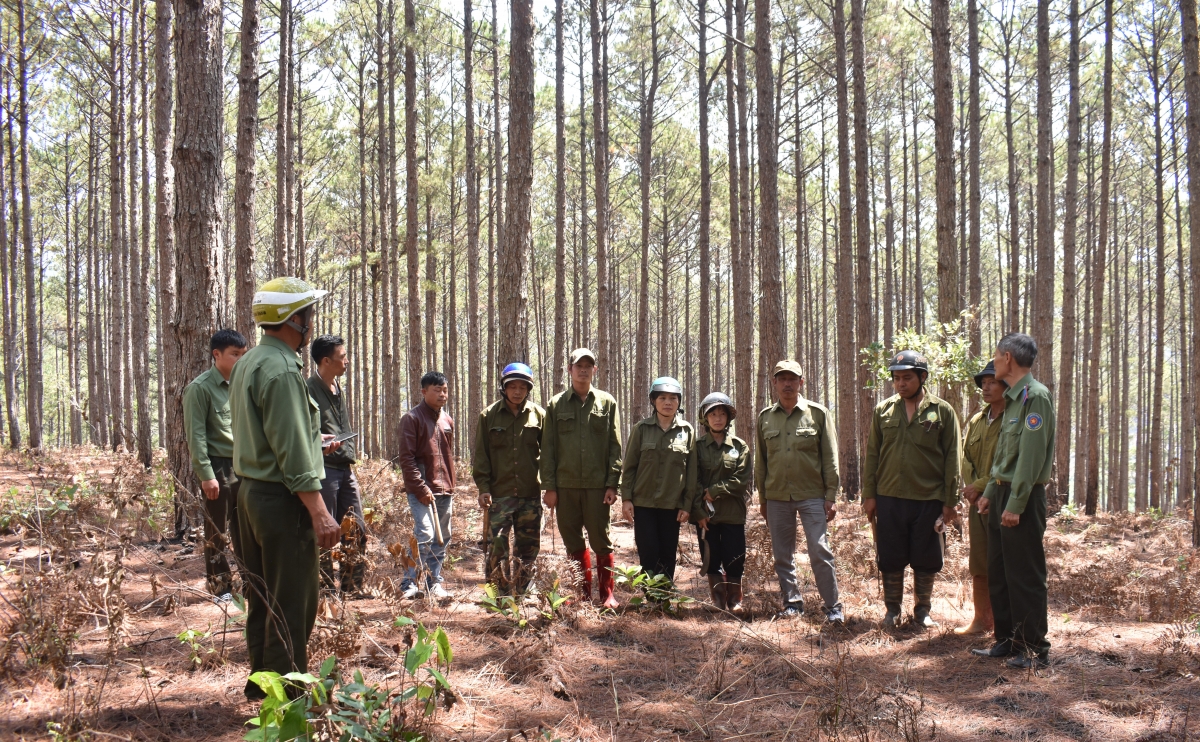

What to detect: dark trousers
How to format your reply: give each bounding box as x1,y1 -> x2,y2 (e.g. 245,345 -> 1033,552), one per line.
486,495 -> 542,592
202,457 -> 243,596
988,483 -> 1049,655
633,506 -> 681,582
238,479 -> 319,683
697,522 -> 746,581
875,495 -> 945,574
318,467 -> 367,591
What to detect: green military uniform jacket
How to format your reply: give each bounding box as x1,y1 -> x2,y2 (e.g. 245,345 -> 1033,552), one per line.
182,367 -> 234,482
962,407 -> 1003,495
472,398 -> 546,499
863,392 -> 961,506
229,335 -> 325,493
620,414 -> 698,512
693,432 -> 750,525
540,386 -> 622,491
306,375 -> 356,467
983,373 -> 1055,515
755,398 -> 840,504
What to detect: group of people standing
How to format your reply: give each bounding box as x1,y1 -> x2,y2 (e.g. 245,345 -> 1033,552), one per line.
183,275 -> 1057,702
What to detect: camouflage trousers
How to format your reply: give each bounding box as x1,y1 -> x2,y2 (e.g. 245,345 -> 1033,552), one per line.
486,496 -> 542,594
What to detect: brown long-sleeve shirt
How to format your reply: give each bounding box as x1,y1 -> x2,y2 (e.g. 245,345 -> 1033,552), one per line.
399,401 -> 456,497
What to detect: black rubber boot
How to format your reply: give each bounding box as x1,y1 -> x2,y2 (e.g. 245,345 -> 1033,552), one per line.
881,571 -> 904,627
913,570 -> 938,628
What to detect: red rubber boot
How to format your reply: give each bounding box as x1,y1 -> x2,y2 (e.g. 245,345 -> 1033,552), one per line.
597,553 -> 619,610
569,550 -> 592,602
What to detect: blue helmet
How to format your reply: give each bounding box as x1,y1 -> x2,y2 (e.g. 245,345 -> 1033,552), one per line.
649,376 -> 683,401
500,362 -> 535,391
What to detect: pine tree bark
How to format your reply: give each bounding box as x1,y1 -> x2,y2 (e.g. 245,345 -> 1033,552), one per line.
1185,0 -> 1200,540
234,0 -> 259,343
733,0 -> 753,442
757,0 -> 783,387
932,0 -> 958,332
553,0 -> 566,391
130,0 -> 152,467
0,79 -> 15,450
405,0 -> 422,398
274,0 -> 291,275
591,0 -> 610,383
1056,0 -> 1081,504
850,0 -> 871,461
698,0 -> 711,397
1032,0 -> 1055,395
17,1 -> 40,450
834,0 -> 858,495
465,0 -> 482,436
155,0 -> 175,456
1149,24 -> 1167,512
498,0 -> 534,367
967,0 -> 981,353
170,0 -> 223,533
109,13 -> 127,451
635,0 -> 662,416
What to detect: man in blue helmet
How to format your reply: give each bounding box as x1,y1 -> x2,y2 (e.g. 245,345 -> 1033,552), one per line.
472,362 -> 546,598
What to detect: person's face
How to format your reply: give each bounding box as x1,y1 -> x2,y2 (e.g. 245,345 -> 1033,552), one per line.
212,345 -> 247,378
653,393 -> 680,419
980,375 -> 1005,405
706,407 -> 729,433
423,383 -> 449,409
570,359 -> 596,387
773,372 -> 802,399
892,369 -> 922,399
320,344 -> 349,378
993,349 -> 1012,379
504,380 -> 531,407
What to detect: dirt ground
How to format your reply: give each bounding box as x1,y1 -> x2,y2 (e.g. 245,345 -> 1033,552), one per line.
2,448 -> 1199,741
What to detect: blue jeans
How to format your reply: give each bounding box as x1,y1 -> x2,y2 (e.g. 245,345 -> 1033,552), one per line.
402,492 -> 453,588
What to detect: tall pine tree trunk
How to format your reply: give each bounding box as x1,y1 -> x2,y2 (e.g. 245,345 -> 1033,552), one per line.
851,0 -> 871,460
234,0 -> 259,343
465,0 -> 482,437
155,0 -> 175,456
553,0 -> 566,391
1184,0 -> 1200,541
1033,0 -> 1056,401
698,0 -> 711,397
834,0 -> 858,493
1056,0 -> 1082,503
758,0 -> 783,389
499,0 -> 534,365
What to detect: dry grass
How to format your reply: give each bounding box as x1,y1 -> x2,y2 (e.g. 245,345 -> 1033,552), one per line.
1,447 -> 1198,740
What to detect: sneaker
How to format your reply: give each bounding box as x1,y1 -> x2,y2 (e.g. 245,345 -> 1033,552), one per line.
429,583 -> 452,602
214,592 -> 234,605
400,583 -> 422,600
825,606 -> 845,625
775,602 -> 803,619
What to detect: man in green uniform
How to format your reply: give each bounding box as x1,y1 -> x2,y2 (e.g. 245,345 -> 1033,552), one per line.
541,348 -> 623,609
863,350 -> 961,629
972,333 -> 1055,669
231,277 -> 341,700
955,360 -> 1005,635
307,334 -> 368,598
183,329 -> 248,601
757,360 -> 843,623
473,362 -> 546,598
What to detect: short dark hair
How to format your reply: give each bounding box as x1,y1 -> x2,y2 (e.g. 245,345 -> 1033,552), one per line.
311,335 -> 344,365
421,371 -> 448,389
210,329 -> 247,353
996,332 -> 1038,368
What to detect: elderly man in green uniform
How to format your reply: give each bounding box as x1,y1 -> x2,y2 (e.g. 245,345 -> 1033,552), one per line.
972,333 -> 1056,669
757,360 -> 844,623
473,362 -> 546,598
541,348 -> 623,609
955,360 -> 1005,635
863,350 -> 961,629
183,329 -> 248,601
307,334 -> 368,598
231,277 -> 341,701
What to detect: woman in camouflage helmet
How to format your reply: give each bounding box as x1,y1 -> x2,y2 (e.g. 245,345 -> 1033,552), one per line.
692,392 -> 751,613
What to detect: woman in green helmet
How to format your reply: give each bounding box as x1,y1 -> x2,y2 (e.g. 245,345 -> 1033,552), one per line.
692,392 -> 751,613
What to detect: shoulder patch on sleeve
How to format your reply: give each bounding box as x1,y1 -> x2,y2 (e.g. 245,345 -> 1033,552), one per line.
1025,412 -> 1044,431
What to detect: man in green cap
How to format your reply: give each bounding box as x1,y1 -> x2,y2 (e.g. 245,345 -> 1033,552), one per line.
473,362 -> 545,598
972,333 -> 1056,669
231,277 -> 341,701
183,329 -> 248,601
307,334 -> 368,598
862,350 -> 961,629
757,360 -> 843,623
955,360 -> 1005,635
541,348 -> 623,609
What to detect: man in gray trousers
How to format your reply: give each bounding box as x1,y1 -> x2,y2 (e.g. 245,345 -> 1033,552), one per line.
755,360 -> 844,623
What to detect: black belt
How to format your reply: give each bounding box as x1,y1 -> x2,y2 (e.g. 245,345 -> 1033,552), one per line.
324,462 -> 353,471
242,478 -> 292,496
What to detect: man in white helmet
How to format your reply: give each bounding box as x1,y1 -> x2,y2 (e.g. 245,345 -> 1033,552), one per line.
230,277 -> 341,701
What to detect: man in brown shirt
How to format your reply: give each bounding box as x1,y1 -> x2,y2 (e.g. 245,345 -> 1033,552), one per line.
398,371 -> 456,601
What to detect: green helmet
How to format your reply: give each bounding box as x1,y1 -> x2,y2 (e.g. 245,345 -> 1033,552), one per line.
649,376 -> 683,401
252,277 -> 328,327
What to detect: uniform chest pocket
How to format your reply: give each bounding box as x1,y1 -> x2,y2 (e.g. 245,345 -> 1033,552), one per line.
722,450 -> 741,467
488,426 -> 510,448
522,421 -> 542,447
589,411 -> 610,433
881,419 -> 901,442
763,428 -> 783,452
794,427 -> 818,449
556,412 -> 576,433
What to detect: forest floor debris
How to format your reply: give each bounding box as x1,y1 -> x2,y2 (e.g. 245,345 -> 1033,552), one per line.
1,447 -> 1198,740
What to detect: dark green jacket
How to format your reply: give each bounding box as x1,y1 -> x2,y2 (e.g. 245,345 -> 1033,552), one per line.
620,414 -> 698,512
693,432 -> 750,525
755,398 -> 840,504
540,386 -> 623,491
863,392 -> 961,506
983,373 -> 1055,514
306,375 -> 356,467
229,335 -> 325,493
182,367 -> 234,482
962,407 -> 1003,494
472,398 -> 546,498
